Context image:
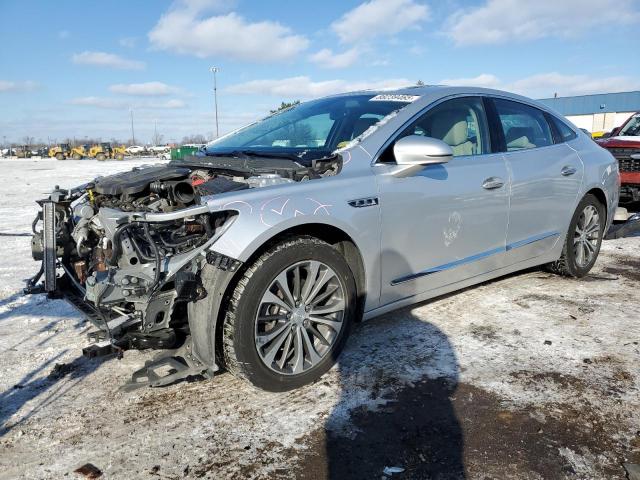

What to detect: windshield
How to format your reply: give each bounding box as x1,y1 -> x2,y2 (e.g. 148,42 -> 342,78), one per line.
619,115 -> 640,137
205,94 -> 415,161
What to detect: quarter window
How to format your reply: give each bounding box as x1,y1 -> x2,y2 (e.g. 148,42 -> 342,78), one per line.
394,96 -> 490,157
493,99 -> 553,151
550,116 -> 577,143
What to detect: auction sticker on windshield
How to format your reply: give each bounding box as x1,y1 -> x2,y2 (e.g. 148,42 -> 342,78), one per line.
369,94 -> 420,102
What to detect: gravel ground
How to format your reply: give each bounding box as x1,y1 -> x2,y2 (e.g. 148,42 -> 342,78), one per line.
0,158 -> 638,479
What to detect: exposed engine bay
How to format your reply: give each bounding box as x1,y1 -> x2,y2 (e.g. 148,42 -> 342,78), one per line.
25,154 -> 341,387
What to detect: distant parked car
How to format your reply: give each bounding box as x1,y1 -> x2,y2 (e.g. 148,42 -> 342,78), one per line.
126,145 -> 147,156
149,145 -> 170,154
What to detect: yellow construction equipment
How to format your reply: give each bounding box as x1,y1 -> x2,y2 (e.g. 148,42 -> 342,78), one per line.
89,143 -> 125,161
48,143 -> 85,160
112,144 -> 126,160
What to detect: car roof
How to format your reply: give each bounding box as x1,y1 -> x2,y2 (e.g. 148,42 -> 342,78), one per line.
325,84 -> 561,118
330,84 -> 541,104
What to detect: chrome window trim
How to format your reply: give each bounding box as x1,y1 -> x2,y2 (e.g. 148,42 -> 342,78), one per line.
370,92 -> 580,167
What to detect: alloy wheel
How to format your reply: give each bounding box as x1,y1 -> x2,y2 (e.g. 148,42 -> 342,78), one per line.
254,260 -> 346,375
573,204 -> 600,268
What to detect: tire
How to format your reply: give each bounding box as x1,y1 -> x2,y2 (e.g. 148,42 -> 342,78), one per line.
546,194 -> 605,277
72,153 -> 81,160
96,153 -> 106,161
222,236 -> 356,391
55,153 -> 65,161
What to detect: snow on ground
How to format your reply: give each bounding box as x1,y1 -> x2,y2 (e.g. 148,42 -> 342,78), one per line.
0,158 -> 639,479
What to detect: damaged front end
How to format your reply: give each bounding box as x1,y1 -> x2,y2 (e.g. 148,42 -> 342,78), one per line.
24,154 -> 342,389
26,165 -> 243,387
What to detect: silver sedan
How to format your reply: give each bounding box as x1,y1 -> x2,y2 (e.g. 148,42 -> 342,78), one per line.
28,86 -> 619,391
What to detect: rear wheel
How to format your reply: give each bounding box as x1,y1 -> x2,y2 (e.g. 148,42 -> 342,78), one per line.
72,153 -> 81,160
96,153 -> 106,161
222,237 -> 356,391
55,153 -> 65,161
546,194 -> 605,277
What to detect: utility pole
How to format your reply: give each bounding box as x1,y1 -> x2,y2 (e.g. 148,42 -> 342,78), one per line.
209,66 -> 220,138
130,108 -> 136,145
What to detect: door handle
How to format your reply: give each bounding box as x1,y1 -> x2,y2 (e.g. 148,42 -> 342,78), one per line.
482,177 -> 504,190
561,166 -> 577,176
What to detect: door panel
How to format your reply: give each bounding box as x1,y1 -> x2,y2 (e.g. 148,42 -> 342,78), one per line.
377,153 -> 509,306
490,97 -> 584,263
503,144 -> 583,262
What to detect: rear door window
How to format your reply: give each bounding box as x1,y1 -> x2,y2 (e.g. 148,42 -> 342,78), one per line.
493,98 -> 554,151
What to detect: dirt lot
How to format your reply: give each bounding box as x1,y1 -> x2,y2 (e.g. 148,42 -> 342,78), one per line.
0,158 -> 639,479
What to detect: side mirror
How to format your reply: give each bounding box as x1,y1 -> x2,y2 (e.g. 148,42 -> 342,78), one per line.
390,135 -> 453,177
394,135 -> 453,166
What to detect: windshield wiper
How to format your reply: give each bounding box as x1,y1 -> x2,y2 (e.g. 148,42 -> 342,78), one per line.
207,150 -> 300,162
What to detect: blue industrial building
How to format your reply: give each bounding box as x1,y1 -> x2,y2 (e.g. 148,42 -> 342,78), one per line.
538,91 -> 640,133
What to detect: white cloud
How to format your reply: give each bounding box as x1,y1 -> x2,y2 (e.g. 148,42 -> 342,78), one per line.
507,73 -> 640,98
70,96 -> 186,109
71,51 -> 145,70
370,58 -> 390,67
446,0 -> 640,46
70,97 -> 124,109
0,80 -> 39,93
154,99 -> 186,109
438,73 -> 502,88
109,82 -> 181,96
226,76 -> 413,98
437,72 -> 640,98
332,0 -> 429,43
309,47 -> 361,69
118,37 -> 137,48
148,1 -> 308,61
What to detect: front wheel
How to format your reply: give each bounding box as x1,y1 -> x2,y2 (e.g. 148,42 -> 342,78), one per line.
96,153 -> 106,161
546,194 -> 605,277
55,153 -> 65,161
221,237 -> 356,391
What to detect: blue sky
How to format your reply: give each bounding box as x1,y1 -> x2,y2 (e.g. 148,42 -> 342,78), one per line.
1,0 -> 639,144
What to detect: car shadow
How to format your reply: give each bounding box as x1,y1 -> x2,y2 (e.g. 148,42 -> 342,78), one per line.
0,290 -> 103,437
323,318 -> 464,479
0,291 -> 87,325
0,351 -> 107,437
298,249 -> 466,479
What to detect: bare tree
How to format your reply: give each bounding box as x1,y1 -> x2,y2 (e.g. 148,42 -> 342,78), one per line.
270,100 -> 300,114
152,131 -> 164,146
181,134 -> 207,144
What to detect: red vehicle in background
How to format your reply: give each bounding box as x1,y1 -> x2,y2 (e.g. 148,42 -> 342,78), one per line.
597,112 -> 640,205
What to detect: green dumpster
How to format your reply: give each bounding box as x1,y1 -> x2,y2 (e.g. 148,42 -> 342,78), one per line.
170,144 -> 204,160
